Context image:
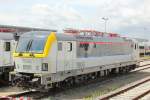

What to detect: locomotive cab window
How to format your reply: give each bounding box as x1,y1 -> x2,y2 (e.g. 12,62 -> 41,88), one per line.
4,42 -> 11,51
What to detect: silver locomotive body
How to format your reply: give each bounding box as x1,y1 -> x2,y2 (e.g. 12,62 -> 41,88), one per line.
10,31 -> 139,90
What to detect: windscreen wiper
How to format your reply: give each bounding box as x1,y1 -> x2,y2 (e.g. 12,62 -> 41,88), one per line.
26,40 -> 33,52
27,40 -> 36,57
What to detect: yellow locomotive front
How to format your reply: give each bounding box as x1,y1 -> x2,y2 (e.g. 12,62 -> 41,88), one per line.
9,31 -> 57,90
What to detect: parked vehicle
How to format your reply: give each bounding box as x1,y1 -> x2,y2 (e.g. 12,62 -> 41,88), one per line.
10,30 -> 140,90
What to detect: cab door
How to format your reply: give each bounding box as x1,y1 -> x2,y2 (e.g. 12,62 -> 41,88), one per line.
64,41 -> 73,71
57,41 -> 64,72
57,41 -> 73,72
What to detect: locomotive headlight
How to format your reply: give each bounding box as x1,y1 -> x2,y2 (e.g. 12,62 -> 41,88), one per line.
42,63 -> 48,71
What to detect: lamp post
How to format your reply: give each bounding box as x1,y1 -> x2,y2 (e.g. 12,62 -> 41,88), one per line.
102,17 -> 109,33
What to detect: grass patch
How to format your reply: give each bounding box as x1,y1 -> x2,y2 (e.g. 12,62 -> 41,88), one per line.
83,85 -> 118,100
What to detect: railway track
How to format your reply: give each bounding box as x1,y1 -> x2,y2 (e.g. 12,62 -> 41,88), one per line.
98,76 -> 150,100
8,87 -> 64,99
5,62 -> 150,100
7,91 -> 42,100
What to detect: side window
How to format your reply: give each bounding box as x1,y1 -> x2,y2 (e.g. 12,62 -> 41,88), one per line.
58,42 -> 62,51
84,44 -> 89,51
5,42 -> 11,51
79,43 -> 89,51
67,42 -> 72,52
93,43 -> 96,48
79,44 -> 84,48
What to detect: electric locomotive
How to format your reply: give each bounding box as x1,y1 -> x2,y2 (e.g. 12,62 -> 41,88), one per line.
10,30 -> 140,90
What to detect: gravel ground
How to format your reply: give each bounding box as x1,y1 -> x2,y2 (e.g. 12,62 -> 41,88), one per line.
0,61 -> 150,100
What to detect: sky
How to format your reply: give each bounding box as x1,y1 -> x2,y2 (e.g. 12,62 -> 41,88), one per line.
0,0 -> 150,40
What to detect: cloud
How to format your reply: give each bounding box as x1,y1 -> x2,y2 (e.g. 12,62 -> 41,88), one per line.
62,0 -> 101,6
0,0 -> 149,39
30,3 -> 84,30
86,0 -> 150,39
